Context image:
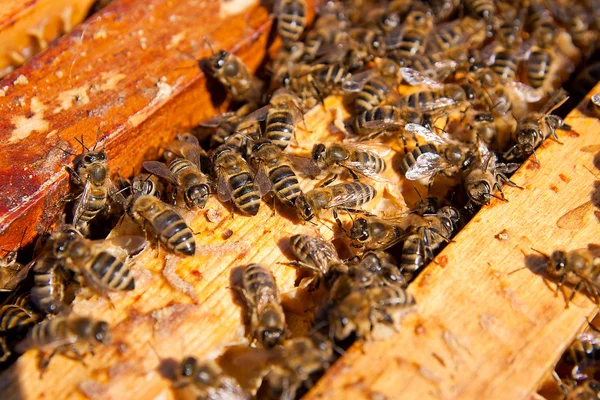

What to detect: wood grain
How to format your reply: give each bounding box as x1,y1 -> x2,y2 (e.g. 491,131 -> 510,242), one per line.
0,0 -> 317,251
0,0 -> 97,77
304,84 -> 600,400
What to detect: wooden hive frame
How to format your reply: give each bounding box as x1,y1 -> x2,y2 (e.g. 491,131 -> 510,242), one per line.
0,0 -> 599,399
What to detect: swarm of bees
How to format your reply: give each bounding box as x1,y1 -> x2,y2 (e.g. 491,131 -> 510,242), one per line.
1,0 -> 600,398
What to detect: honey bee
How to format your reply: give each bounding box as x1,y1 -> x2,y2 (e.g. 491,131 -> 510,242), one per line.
203,47 -> 263,104
16,316 -> 110,370
0,304 -> 40,334
286,234 -> 346,289
428,0 -> 460,21
398,83 -> 480,114
173,357 -> 250,400
299,2 -> 350,62
535,248 -> 600,304
343,58 -> 401,114
428,16 -> 485,52
49,227 -> 143,297
399,206 -> 460,280
294,181 -> 377,222
239,264 -> 286,348
464,0 -> 495,24
31,253 -> 70,314
347,215 -> 407,251
249,140 -> 319,208
311,64 -> 354,97
66,143 -> 124,236
211,144 -> 266,216
275,0 -> 307,47
504,91 -> 569,162
358,250 -> 407,288
142,137 -> 210,210
385,6 -> 434,58
262,334 -> 334,399
562,332 -> 600,380
353,105 -> 408,137
464,147 -> 521,206
127,193 -> 196,256
311,142 -> 388,180
131,173 -> 165,200
400,123 -> 474,183
565,379 -> 600,399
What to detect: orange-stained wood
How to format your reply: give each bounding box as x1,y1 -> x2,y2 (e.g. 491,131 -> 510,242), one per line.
304,84 -> 600,400
0,0 -> 319,251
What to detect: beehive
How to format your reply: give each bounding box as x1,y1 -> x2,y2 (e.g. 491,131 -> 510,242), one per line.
0,1 -> 599,399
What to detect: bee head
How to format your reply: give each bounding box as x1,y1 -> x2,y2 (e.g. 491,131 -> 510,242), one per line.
467,180 -> 492,205
260,311 -> 285,348
350,217 -> 370,242
295,195 -> 314,220
208,50 -> 228,71
180,357 -> 197,379
549,251 -> 568,277
187,184 -> 210,209
311,144 -> 327,163
93,321 -> 111,344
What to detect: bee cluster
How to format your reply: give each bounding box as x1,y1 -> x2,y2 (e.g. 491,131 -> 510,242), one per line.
1,0 -> 600,398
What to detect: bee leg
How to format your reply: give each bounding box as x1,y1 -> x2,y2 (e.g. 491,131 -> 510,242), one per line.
400,135 -> 408,155
346,169 -> 360,181
65,166 -> 84,186
333,209 -> 346,234
319,174 -> 338,187
567,281 -> 583,305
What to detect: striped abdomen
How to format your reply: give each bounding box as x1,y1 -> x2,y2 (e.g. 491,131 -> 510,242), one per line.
355,76 -> 389,114
371,285 -> 415,309
329,182 -> 376,208
526,49 -> 551,89
350,150 -> 386,175
31,256 -> 67,314
269,164 -> 301,207
491,49 -> 518,81
391,28 -> 426,57
0,305 -> 38,333
243,264 -> 278,303
266,109 -> 295,150
150,206 -> 195,256
89,251 -> 135,291
210,119 -> 238,149
28,317 -> 71,350
465,0 -> 494,19
277,0 -> 307,45
400,144 -> 437,175
230,171 -> 261,216
74,185 -> 108,229
399,231 -> 427,279
354,105 -> 403,134
313,65 -> 352,95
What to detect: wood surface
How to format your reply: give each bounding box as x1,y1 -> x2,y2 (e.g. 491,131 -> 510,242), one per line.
0,0 -> 310,252
0,0 -> 98,77
303,84 -> 600,400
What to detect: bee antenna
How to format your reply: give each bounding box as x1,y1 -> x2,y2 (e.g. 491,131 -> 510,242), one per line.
413,185 -> 423,201
73,135 -> 90,152
203,36 -> 215,55
93,128 -> 100,151
507,266 -> 529,275
488,193 -> 507,202
530,247 -> 551,260
586,317 -> 600,333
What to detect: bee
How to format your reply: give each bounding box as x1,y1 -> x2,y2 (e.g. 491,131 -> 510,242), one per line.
131,173 -> 165,200
504,91 -> 569,162
262,334 -> 334,399
465,0 -> 495,23
347,215 -> 407,251
300,2 -> 350,62
15,316 -> 110,370
358,250 -> 407,288
31,253 -> 70,314
173,357 -> 250,400
280,64 -> 325,109
429,17 -> 485,51
50,227 -> 143,296
311,142 -> 388,180
66,143 -> 124,236
464,149 -> 520,206
343,58 -> 401,114
311,64 -> 353,97
398,84 -> 479,114
249,140 -> 319,208
565,380 -> 600,399
399,206 -> 460,280
400,123 -> 474,183
142,135 -> 210,210
285,234 -> 346,289
385,6 -> 434,58
428,0 -> 460,21
239,264 -> 286,348
211,144 -> 265,216
203,47 -> 263,104
562,332 -> 600,380
275,0 -> 307,47
535,248 -> 600,304
353,105 -> 408,137
294,181 -> 377,222
127,193 -> 196,256
0,304 -> 39,334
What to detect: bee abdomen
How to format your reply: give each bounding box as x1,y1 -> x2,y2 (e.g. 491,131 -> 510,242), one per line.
230,172 -> 261,215
0,305 -> 37,333
526,50 -> 551,89
353,151 -> 386,174
399,234 -> 426,276
266,111 -> 295,150
492,50 -> 518,81
154,209 -> 195,256
270,165 -> 301,206
31,258 -> 67,314
355,77 -> 388,113
91,252 -> 135,291
244,264 -> 277,295
334,182 -> 376,208
400,144 -> 437,175
278,0 -> 307,44
75,188 -> 108,226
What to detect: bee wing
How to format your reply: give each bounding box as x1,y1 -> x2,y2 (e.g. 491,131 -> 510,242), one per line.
399,67 -> 443,88
285,154 -> 321,177
324,186 -> 373,210
404,123 -> 446,145
106,177 -> 127,206
240,105 -> 269,125
425,96 -> 457,111
216,171 -> 233,202
163,141 -> 204,167
142,161 -> 179,185
361,119 -> 405,132
73,181 -> 94,226
104,235 -> 148,256
508,82 -> 542,103
556,201 -> 594,230
198,112 -> 237,128
405,152 -> 447,180
253,165 -> 273,197
342,69 -> 377,92
338,142 -> 392,157
0,261 -> 32,292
